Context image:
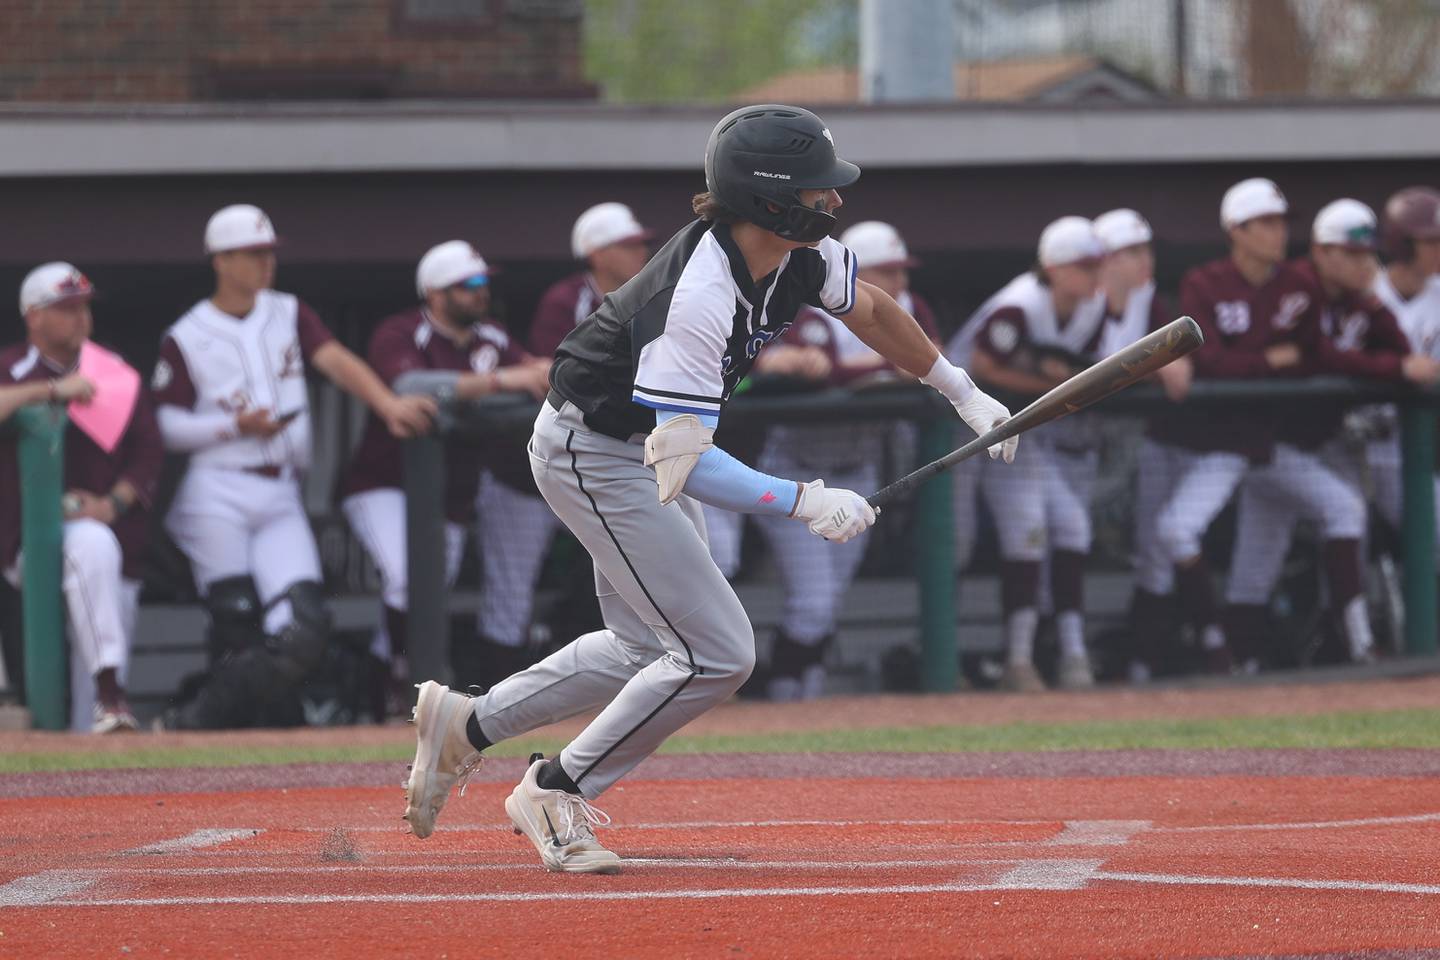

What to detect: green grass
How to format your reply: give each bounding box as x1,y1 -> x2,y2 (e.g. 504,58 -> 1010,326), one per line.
4,708 -> 1440,774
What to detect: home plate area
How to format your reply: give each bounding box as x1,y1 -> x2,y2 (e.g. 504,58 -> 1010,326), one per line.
3,776 -> 1440,958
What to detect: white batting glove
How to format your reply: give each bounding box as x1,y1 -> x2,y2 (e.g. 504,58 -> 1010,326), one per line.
955,389 -> 1017,463
920,355 -> 1018,464
791,479 -> 876,544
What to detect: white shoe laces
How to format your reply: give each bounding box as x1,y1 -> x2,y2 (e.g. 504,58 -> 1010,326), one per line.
556,792 -> 611,844
455,752 -> 484,798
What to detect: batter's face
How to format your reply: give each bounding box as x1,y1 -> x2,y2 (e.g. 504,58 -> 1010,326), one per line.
1230,215 -> 1289,265
1101,243 -> 1154,293
590,237 -> 649,287
26,299 -> 93,358
1046,259 -> 1101,301
214,248 -> 277,295
858,264 -> 908,301
1313,244 -> 1377,294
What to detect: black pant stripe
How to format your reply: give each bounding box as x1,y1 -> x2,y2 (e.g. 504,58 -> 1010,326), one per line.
565,429 -> 699,784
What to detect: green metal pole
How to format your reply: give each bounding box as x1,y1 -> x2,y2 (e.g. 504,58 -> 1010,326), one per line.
1400,401 -> 1438,656
915,413 -> 957,692
404,433 -> 450,690
15,404 -> 67,730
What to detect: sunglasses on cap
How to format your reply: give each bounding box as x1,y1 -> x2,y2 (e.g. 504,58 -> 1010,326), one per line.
455,274 -> 489,290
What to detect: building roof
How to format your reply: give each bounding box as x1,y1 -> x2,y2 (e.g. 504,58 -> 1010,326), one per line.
737,56 -> 1162,105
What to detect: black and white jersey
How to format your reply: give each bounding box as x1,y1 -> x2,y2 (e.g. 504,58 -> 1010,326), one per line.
550,218 -> 858,439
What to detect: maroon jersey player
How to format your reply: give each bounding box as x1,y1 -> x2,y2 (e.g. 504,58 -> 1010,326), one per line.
1153,178 -> 1320,673
339,241 -> 549,714
0,263 -> 163,732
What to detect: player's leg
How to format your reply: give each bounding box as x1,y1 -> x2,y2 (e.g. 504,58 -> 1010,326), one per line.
1264,444 -> 1373,661
1046,447 -> 1097,688
470,471 -> 562,688
980,439 -> 1048,691
1128,439 -> 1184,681
1155,451 -> 1249,672
58,519 -> 137,732
1222,469 -> 1298,668
342,488 -> 415,716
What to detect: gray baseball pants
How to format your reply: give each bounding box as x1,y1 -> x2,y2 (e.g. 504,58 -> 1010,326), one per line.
469,399 -> 755,798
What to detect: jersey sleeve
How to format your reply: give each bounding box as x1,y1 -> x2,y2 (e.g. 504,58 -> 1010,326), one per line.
632,277 -> 733,416
366,319 -> 427,386
150,335 -> 198,409
297,301 -> 337,364
972,306 -> 1028,364
806,236 -> 859,316
528,284 -> 578,357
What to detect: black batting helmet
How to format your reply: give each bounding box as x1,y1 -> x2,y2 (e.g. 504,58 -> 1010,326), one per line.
704,104 -> 861,244
1380,186 -> 1440,262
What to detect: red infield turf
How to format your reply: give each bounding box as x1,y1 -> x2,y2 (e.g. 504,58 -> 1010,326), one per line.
2,770 -> 1439,959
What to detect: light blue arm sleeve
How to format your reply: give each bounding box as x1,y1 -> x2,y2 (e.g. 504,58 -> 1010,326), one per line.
656,410 -> 800,516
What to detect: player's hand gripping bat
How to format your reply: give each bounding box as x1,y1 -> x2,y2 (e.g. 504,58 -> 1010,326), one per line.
867,316 -> 1204,508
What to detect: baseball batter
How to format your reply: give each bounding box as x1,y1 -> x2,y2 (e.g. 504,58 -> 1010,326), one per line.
1092,209 -> 1192,683
0,263 -> 163,732
339,241 -> 549,716
1156,178 -> 1319,673
946,216 -> 1108,691
1223,199 -> 1439,664
404,104 -> 1015,873
1368,187 -> 1440,554
152,204 -> 435,728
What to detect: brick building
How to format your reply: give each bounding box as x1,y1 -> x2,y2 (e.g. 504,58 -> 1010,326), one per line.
0,0 -> 593,102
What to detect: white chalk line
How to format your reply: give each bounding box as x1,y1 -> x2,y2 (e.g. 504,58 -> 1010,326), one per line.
0,871 -> 96,907
1151,811 -> 1440,833
123,829 -> 264,855
32,865 -> 1440,908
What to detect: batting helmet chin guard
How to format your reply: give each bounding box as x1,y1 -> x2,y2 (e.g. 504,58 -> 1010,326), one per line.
1380,186 -> 1440,262
704,104 -> 861,244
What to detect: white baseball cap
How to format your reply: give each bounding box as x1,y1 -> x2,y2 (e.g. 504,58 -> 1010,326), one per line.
205,204 -> 279,254
416,240 -> 490,298
571,202 -> 651,259
1312,198 -> 1378,250
1220,178 -> 1288,229
1092,208 -> 1153,253
1038,216 -> 1104,268
19,261 -> 95,315
840,220 -> 918,269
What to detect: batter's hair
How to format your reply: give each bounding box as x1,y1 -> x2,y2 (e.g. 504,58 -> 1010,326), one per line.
692,191 -> 740,224
1031,263 -> 1052,286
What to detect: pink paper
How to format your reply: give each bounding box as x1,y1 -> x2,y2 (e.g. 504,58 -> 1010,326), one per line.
68,341 -> 140,454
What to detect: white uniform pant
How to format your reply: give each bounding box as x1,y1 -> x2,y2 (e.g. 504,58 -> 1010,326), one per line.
474,472 -> 561,647
342,488 -> 465,659
166,466 -> 322,633
980,435 -> 1095,562
1155,451 -> 1250,564
753,447 -> 877,645
1132,438 -> 1190,595
1225,444 -> 1365,605
9,519 -> 140,731
471,401 -> 753,798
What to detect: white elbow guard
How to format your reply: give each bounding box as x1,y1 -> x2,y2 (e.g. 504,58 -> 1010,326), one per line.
643,414 -> 714,505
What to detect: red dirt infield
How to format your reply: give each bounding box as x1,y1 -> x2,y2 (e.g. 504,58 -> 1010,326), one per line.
3,769 -> 1439,959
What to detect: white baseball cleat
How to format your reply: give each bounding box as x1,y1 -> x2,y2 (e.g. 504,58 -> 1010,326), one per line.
91,704 -> 139,734
1056,654 -> 1095,690
403,680 -> 483,839
505,755 -> 622,874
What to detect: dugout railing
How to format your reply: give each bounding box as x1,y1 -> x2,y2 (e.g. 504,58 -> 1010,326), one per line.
7,378 -> 1440,727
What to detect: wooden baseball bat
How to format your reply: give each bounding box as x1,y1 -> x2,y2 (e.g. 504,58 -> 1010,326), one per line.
867,315 -> 1204,508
